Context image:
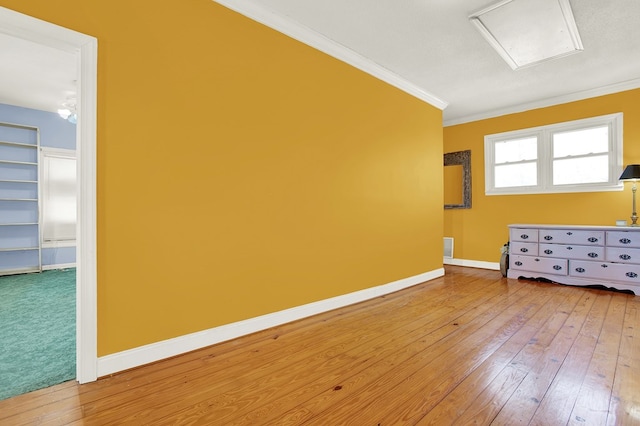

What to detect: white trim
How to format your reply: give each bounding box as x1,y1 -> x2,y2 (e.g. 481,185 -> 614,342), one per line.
484,184 -> 624,196
76,36 -> 98,384
42,262 -> 76,271
211,0 -> 447,111
444,77 -> 640,126
40,147 -> 76,157
444,257 -> 501,271
96,268 -> 444,377
0,7 -> 99,384
0,8 -> 92,49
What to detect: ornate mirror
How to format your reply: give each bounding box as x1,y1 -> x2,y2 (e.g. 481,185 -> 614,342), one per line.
444,150 -> 471,209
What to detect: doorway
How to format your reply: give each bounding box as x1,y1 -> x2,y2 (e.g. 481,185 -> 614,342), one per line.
0,6 -> 98,385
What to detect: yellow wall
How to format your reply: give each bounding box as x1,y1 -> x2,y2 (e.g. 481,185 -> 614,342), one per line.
0,1 -> 443,355
444,88 -> 640,263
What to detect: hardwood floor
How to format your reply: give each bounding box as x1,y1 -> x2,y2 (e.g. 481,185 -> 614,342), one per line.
1,266 -> 638,425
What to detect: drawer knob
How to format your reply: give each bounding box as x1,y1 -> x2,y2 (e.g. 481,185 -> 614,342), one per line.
520,248 -> 528,253
588,252 -> 598,258
567,232 -> 573,235
544,249 -> 553,254
601,264 -> 608,268
620,254 -> 631,260
587,237 -> 598,243
544,236 -> 553,240
566,246 -> 573,250
553,265 -> 562,270
626,272 -> 638,278
620,238 -> 631,244
575,267 -> 585,273
521,234 -> 529,239
515,261 -> 523,266
534,258 -> 540,262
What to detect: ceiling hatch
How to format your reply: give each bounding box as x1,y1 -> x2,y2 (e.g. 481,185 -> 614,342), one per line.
469,0 -> 583,70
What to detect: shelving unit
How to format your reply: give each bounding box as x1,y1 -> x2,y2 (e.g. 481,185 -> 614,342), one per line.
0,122 -> 41,275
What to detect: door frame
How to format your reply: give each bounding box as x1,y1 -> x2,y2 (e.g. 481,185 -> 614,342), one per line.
0,7 -> 98,383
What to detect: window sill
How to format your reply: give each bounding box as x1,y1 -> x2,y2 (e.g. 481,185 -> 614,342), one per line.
486,183 -> 624,196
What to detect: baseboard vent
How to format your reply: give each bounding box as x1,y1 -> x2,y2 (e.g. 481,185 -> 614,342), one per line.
444,237 -> 454,259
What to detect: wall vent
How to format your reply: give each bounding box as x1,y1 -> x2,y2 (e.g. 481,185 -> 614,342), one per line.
444,237 -> 454,259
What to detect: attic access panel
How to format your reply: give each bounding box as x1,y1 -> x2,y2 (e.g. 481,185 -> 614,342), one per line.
469,0 -> 583,70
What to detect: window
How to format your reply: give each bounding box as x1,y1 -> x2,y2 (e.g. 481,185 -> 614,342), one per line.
484,113 -> 623,195
41,148 -> 76,246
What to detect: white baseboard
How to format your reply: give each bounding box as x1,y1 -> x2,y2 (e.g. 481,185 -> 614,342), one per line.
96,268 -> 445,377
42,263 -> 77,271
443,257 -> 500,270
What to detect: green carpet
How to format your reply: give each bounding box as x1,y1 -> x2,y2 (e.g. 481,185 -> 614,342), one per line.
0,269 -> 76,401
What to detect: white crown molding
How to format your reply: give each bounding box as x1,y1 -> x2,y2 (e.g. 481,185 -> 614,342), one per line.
211,0 -> 448,111
444,77 -> 640,127
97,268 -> 445,377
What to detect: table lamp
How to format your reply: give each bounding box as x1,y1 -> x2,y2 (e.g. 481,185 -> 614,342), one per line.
619,164 -> 640,226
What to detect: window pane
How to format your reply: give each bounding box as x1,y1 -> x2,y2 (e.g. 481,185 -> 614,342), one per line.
553,126 -> 608,158
484,113 -> 621,195
495,162 -> 537,188
495,137 -> 537,164
553,155 -> 609,185
43,155 -> 77,241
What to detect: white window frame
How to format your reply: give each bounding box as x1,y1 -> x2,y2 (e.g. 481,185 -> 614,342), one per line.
484,113 -> 623,195
40,147 -> 77,248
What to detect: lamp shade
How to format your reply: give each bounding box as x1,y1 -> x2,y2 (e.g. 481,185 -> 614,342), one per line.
620,165 -> 640,180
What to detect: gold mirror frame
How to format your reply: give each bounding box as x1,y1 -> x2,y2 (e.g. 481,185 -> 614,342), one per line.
444,150 -> 472,209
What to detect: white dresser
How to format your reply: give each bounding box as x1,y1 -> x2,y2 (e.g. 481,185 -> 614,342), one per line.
508,224 -> 640,294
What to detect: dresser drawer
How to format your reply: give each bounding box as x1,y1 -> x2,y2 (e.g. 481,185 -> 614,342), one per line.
606,246 -> 640,264
538,243 -> 604,261
570,260 -> 640,284
510,255 -> 568,275
606,231 -> 640,248
510,241 -> 538,256
538,229 -> 604,245
510,228 -> 538,243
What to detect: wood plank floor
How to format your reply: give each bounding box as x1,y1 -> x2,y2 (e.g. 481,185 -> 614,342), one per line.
1,266 -> 638,425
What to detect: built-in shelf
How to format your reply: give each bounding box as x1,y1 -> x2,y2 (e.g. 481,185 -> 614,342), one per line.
0,140 -> 37,148
0,247 -> 39,252
0,179 -> 37,184
0,121 -> 41,274
0,159 -> 37,166
0,266 -> 41,276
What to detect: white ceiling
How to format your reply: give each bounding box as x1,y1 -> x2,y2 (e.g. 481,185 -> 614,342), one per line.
0,31 -> 76,114
222,0 -> 640,125
1,0 -> 639,125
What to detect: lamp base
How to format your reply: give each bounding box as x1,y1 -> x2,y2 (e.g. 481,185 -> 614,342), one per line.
631,184 -> 638,226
